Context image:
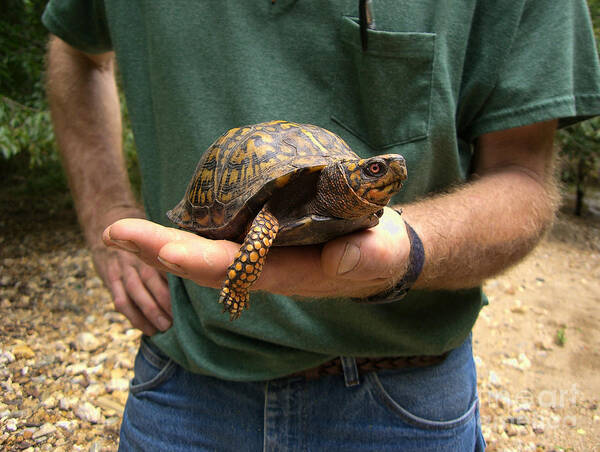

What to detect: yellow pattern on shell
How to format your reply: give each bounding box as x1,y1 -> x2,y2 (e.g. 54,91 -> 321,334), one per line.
172,120 -> 360,239
299,128 -> 330,156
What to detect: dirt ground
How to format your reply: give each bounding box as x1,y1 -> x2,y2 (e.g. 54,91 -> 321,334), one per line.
0,190 -> 598,451
474,207 -> 600,451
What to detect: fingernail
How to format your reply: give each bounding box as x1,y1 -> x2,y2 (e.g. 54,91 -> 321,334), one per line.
157,255 -> 186,275
111,239 -> 140,254
337,242 -> 361,275
156,315 -> 172,331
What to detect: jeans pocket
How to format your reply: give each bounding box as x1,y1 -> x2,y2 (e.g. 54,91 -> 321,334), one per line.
130,337 -> 177,395
365,359 -> 478,430
331,16 -> 435,150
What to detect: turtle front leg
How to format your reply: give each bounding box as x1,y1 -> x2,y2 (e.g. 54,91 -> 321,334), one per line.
219,206 -> 279,320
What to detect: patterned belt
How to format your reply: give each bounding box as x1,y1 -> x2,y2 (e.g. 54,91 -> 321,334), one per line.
289,353 -> 449,380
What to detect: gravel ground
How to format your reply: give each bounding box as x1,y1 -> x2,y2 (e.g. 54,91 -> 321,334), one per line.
0,196 -> 598,451
0,218 -> 139,451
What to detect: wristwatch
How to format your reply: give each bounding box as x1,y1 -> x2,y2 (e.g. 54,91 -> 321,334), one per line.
353,207 -> 425,304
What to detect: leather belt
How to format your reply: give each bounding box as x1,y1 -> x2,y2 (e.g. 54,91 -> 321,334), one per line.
289,353 -> 449,380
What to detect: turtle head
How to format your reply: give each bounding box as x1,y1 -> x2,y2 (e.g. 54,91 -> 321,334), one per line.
311,153 -> 407,220
341,154 -> 407,206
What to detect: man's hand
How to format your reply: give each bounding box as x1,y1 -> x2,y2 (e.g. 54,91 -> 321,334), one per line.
92,246 -> 172,336
102,207 -> 411,301
89,206 -> 173,336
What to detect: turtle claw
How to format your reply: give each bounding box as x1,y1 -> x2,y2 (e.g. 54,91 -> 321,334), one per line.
218,286 -> 249,321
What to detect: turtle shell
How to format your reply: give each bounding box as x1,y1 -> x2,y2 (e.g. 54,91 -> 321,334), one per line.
167,120 -> 360,240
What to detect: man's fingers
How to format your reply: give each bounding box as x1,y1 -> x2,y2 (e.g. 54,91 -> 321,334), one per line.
103,219 -> 239,285
157,239 -> 239,288
140,266 -> 173,316
122,265 -> 172,332
321,232 -> 397,281
108,274 -> 158,336
103,218 -> 194,262
96,245 -> 173,335
321,208 -> 410,281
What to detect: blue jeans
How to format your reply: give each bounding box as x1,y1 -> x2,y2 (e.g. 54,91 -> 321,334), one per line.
119,335 -> 485,451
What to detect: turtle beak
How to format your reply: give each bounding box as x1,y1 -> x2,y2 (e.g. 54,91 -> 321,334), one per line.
387,155 -> 407,181
379,154 -> 407,197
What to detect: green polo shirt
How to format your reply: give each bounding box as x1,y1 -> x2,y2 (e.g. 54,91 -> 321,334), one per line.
43,0 -> 600,380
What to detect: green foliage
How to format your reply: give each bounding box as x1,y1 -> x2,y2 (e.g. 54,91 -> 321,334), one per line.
558,118 -> 600,186
555,327 -> 567,347
556,1 -> 600,214
0,0 -> 56,168
0,0 -> 49,105
0,96 -> 56,165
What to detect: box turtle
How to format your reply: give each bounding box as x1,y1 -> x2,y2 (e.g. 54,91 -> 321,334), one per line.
167,120 -> 407,320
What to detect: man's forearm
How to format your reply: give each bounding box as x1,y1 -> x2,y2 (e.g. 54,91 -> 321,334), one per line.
402,167 -> 558,290
46,36 -> 140,249
46,37 -> 172,335
403,121 -> 559,291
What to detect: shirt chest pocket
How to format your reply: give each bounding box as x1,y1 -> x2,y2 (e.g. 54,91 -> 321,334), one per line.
332,16 -> 435,150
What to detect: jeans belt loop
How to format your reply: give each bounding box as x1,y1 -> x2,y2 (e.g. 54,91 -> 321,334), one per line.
340,356 -> 360,387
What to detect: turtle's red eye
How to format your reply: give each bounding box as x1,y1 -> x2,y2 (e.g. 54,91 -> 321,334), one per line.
369,163 -> 381,174
364,161 -> 386,177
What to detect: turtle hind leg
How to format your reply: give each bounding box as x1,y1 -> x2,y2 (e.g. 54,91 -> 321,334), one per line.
218,207 -> 279,320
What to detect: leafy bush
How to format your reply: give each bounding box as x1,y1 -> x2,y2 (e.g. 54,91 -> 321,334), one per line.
0,96 -> 56,165
0,0 -> 56,168
0,0 -> 48,106
558,118 -> 600,215
558,118 -> 600,186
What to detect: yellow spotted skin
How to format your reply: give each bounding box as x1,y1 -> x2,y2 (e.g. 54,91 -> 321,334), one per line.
218,207 -> 279,320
